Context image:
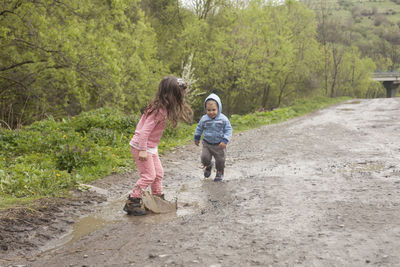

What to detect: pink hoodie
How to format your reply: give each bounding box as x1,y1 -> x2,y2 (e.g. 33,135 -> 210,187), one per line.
129,108 -> 167,150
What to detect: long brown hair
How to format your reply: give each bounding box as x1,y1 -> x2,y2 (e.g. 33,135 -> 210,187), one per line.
145,75 -> 193,127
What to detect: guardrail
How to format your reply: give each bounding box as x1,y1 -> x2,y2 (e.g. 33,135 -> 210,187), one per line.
372,72 -> 400,82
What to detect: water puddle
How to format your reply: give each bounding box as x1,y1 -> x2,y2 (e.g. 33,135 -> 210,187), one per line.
338,161 -> 386,173
344,100 -> 361,105
41,178 -> 211,253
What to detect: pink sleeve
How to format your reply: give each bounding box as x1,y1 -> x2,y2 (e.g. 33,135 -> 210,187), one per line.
135,112 -> 158,150
135,109 -> 167,150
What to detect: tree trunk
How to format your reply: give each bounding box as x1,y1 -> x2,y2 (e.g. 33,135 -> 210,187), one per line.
261,84 -> 270,109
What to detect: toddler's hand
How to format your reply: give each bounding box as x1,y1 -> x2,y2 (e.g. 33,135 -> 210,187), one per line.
219,142 -> 227,149
138,150 -> 148,161
194,140 -> 200,146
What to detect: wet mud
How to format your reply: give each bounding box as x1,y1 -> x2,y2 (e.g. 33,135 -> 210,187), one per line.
1,98 -> 400,266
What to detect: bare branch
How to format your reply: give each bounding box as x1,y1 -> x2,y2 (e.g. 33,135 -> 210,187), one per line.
0,0 -> 22,18
12,38 -> 60,53
0,75 -> 29,90
0,60 -> 34,72
53,0 -> 85,18
0,119 -> 12,130
0,10 -> 15,17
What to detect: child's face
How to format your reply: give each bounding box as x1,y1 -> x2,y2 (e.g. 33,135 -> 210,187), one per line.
206,100 -> 218,119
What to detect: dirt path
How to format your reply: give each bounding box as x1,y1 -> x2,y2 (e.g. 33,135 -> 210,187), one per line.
2,98 -> 400,267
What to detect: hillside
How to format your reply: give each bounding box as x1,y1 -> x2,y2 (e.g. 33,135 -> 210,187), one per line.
301,0 -> 400,29
300,0 -> 400,71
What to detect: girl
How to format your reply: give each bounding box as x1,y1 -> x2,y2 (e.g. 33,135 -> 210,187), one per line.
124,75 -> 193,215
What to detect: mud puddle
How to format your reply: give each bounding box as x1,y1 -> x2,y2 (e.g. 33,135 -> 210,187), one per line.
39,178 -> 215,254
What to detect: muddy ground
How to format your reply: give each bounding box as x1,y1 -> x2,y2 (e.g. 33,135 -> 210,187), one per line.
1,98 -> 400,267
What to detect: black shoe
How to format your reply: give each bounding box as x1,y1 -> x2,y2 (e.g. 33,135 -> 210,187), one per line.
214,170 -> 224,182
123,196 -> 147,216
204,164 -> 212,178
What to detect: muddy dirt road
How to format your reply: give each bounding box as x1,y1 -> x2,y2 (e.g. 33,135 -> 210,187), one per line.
2,98 -> 400,266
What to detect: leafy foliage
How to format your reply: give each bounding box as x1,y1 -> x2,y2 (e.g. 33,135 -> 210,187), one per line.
0,0 -> 164,128
1,0 -> 381,128
56,145 -> 92,173
0,108 -> 136,198
309,0 -> 400,71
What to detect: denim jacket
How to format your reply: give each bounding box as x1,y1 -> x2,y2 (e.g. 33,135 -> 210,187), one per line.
194,93 -> 232,145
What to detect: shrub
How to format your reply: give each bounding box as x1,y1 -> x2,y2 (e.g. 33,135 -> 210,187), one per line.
56,145 -> 92,173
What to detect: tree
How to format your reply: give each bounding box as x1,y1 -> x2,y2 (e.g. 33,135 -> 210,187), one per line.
0,0 -> 163,128
184,0 -> 221,19
339,47 -> 375,98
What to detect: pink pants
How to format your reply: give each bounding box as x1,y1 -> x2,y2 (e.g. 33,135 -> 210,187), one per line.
130,147 -> 163,198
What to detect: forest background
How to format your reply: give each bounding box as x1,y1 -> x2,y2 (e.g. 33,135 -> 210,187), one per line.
1,0 -> 399,204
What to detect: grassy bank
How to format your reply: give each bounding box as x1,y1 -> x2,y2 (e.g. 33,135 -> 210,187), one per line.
0,96 -> 350,208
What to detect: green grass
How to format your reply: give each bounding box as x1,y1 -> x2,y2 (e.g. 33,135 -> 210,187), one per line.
230,96 -> 350,132
0,195 -> 41,209
0,96 -> 350,208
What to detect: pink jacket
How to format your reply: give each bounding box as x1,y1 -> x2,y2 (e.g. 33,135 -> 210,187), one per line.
129,108 -> 167,150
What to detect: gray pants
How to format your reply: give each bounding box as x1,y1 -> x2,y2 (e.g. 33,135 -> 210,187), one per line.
201,142 -> 226,172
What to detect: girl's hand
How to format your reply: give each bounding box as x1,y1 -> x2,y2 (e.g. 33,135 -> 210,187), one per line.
138,150 -> 148,161
219,142 -> 227,149
194,140 -> 200,146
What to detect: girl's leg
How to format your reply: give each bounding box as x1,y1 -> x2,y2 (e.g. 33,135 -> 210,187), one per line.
150,153 -> 163,195
130,147 -> 156,198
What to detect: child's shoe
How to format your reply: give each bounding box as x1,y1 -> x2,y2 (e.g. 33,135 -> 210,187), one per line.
214,170 -> 224,182
123,196 -> 147,216
204,164 -> 212,178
